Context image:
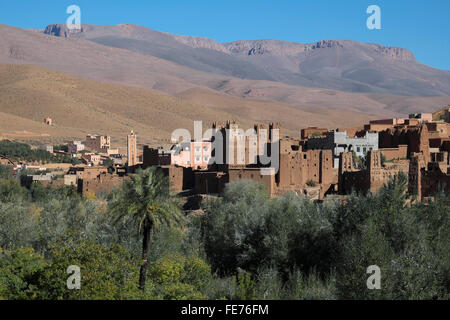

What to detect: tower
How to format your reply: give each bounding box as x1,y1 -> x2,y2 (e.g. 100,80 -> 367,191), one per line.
127,130 -> 137,169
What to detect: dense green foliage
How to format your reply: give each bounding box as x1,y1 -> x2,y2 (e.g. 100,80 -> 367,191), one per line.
201,179 -> 449,300
0,169 -> 448,300
0,140 -> 80,164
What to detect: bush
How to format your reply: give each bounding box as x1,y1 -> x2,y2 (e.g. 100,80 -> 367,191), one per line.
0,167 -> 448,300
0,165 -> 12,179
306,180 -> 317,187
201,183 -> 335,278
148,253 -> 211,299
38,236 -> 141,300
0,248 -> 47,300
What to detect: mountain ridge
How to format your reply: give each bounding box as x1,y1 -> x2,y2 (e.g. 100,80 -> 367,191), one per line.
40,23 -> 450,97
0,22 -> 449,141
43,23 -> 416,62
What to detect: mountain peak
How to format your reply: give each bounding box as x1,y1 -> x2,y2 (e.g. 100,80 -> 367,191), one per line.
43,23 -> 85,37
223,39 -> 415,61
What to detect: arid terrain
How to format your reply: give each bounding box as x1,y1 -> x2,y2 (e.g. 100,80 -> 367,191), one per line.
0,23 -> 449,148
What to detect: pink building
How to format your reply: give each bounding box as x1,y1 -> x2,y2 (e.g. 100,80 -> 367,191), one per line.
171,141 -> 212,170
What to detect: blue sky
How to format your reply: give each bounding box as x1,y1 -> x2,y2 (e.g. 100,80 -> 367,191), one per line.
1,0 -> 449,70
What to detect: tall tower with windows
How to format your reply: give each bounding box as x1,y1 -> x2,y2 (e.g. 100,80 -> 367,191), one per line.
127,130 -> 137,169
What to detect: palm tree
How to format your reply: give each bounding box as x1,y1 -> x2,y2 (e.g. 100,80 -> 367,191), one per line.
109,167 -> 185,291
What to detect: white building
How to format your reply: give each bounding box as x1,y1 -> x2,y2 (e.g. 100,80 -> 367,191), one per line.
307,130 -> 379,168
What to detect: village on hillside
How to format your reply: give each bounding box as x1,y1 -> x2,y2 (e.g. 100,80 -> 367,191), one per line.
1,107 -> 449,206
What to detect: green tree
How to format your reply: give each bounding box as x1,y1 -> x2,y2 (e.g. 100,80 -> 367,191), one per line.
38,236 -> 141,300
109,167 -> 185,291
0,165 -> 12,179
0,247 -> 47,300
148,253 -> 211,299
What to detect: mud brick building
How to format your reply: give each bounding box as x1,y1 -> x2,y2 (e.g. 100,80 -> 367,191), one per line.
142,146 -> 172,167
84,134 -> 111,154
339,149 -> 410,195
81,153 -> 101,166
78,172 -> 126,195
134,113 -> 449,201
277,138 -> 337,198
301,127 -> 328,140
67,166 -> 108,181
377,145 -> 408,161
409,151 -> 450,200
364,118 -> 405,132
379,124 -> 430,163
307,130 -> 379,168
68,140 -> 85,154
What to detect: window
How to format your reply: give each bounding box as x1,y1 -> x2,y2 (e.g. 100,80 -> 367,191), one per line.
195,147 -> 201,152
357,147 -> 361,153
203,146 -> 209,152
203,156 -> 209,162
195,156 -> 201,163
363,147 -> 367,153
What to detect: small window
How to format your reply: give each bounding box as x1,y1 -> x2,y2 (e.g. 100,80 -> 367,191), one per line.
357,147 -> 361,152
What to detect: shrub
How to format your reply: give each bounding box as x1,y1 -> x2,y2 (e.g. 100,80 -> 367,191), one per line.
38,236 -> 141,300
148,253 -> 211,299
306,179 -> 317,187
0,248 -> 47,300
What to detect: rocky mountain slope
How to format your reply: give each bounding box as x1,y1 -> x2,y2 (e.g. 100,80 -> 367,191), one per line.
43,23 -> 450,96
0,23 -> 449,145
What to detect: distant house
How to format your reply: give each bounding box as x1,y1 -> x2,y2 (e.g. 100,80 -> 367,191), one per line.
81,153 -> 101,166
409,113 -> 433,123
68,141 -> 85,154
44,117 -> 52,126
84,134 -> 111,153
307,130 -> 379,168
